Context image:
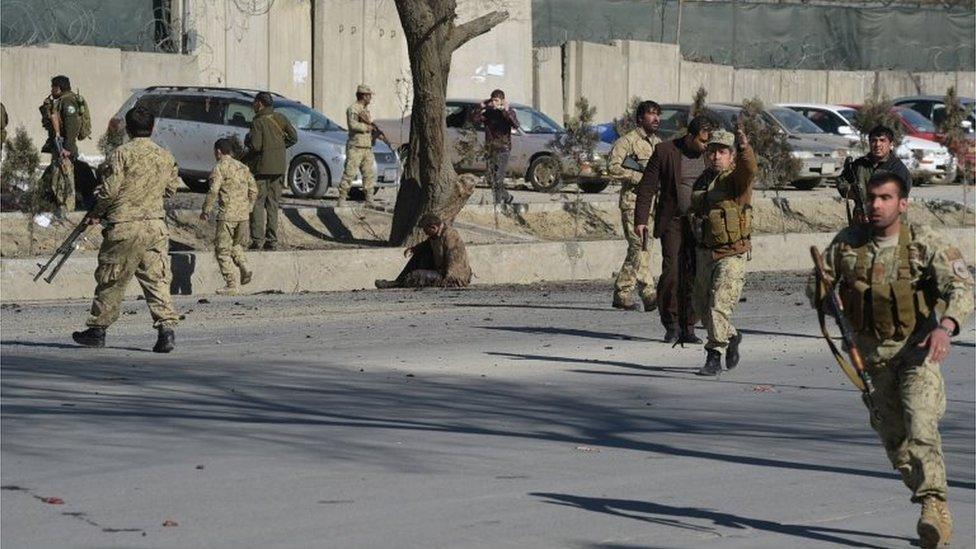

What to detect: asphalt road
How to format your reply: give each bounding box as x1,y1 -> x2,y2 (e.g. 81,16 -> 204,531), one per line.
2,274 -> 974,549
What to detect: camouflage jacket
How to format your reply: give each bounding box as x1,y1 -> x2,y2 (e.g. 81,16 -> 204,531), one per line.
40,91 -> 81,156
92,138 -> 181,223
691,142 -> 758,260
203,156 -> 258,222
608,128 -> 661,187
836,154 -> 912,221
246,107 -> 297,176
346,102 -> 373,148
807,223 -> 973,363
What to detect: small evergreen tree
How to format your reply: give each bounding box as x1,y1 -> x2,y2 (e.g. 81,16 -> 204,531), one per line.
740,98 -> 801,189
613,96 -> 643,137
851,93 -> 904,148
940,86 -> 972,183
0,126 -> 45,212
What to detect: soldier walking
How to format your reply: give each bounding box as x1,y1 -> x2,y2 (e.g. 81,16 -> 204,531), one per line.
337,85 -> 378,208
201,138 -> 258,295
71,106 -> 182,353
808,171 -> 972,548
837,125 -> 912,225
608,100 -> 662,311
246,91 -> 297,251
39,75 -> 84,215
690,127 -> 757,376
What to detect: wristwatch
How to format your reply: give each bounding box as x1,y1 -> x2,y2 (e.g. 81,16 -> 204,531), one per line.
938,324 -> 954,337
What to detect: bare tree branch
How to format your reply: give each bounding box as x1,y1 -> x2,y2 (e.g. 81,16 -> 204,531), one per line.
448,10 -> 509,51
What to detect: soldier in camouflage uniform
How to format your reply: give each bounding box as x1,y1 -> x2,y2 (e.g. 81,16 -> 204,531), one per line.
808,170 -> 973,549
202,138 -> 258,296
690,128 -> 757,376
837,125 -> 912,225
40,75 -> 83,215
246,91 -> 297,251
608,100 -> 662,311
337,85 -> 377,208
72,106 -> 182,353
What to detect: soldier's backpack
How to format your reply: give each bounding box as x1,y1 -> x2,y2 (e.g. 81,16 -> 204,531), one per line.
76,92 -> 92,141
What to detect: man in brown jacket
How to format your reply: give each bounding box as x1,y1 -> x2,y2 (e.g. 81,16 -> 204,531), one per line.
246,91 -> 297,251
635,114 -> 716,343
375,214 -> 472,288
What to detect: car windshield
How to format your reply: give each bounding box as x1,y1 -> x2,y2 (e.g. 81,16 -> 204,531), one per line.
769,107 -> 824,134
896,107 -> 937,133
513,106 -> 563,134
276,102 -> 343,131
836,108 -> 858,125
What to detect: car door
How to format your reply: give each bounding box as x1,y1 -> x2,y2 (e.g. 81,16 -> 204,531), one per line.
222,100 -> 255,150
446,102 -> 485,172
511,105 -> 561,176
157,95 -> 227,177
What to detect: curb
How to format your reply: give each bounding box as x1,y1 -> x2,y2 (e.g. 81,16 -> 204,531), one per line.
4,228 -> 972,302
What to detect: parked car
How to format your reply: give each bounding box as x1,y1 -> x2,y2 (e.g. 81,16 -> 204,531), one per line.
110,86 -> 400,198
893,95 -> 975,178
375,99 -> 613,193
782,103 -> 956,185
653,103 -> 847,190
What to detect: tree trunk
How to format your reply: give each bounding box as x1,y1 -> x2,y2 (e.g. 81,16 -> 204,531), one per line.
388,0 -> 508,246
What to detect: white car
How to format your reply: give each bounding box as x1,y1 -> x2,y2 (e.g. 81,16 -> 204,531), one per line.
780,103 -> 956,185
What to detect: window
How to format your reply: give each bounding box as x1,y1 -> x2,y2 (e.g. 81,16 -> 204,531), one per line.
657,108 -> 687,137
275,102 -> 341,131
446,104 -> 477,129
897,107 -> 937,133
512,107 -> 562,134
768,107 -> 824,134
159,95 -> 224,124
802,109 -> 841,133
224,102 -> 254,128
134,94 -> 168,116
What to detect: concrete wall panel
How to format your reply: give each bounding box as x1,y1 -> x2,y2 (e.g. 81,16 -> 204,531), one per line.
780,70 -> 828,103
313,0 -> 366,121
223,3 -> 269,89
626,40 -> 680,104
680,61 -> 735,103
826,71 -> 876,105
269,0 -> 313,104
532,46 -> 564,123
956,72 -> 976,98
361,0 -> 411,120
912,72 -> 955,97
186,0 -> 228,85
733,69 -> 781,103
876,71 -> 918,99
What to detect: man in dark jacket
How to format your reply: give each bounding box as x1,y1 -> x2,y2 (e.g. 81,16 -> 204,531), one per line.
634,114 -> 716,343
471,89 -> 520,205
246,91 -> 297,251
837,124 -> 912,225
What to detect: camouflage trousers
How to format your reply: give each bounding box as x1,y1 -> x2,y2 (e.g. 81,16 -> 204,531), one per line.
338,146 -> 375,200
41,157 -> 75,213
87,219 -> 180,329
693,249 -> 746,355
250,175 -> 283,248
865,350 -> 948,502
614,186 -> 654,299
215,220 -> 250,286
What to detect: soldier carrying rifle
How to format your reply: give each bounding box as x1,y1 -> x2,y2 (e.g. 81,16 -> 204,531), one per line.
837,125 -> 912,226
39,75 -> 89,216
808,170 -> 972,549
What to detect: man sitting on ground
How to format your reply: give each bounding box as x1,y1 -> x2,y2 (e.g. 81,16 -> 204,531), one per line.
375,214 -> 472,288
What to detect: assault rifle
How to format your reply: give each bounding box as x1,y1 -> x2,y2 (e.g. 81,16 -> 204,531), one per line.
810,246 -> 876,411
34,212 -> 94,283
621,154 -> 645,174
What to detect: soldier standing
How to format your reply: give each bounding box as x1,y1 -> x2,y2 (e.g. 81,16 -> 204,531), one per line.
837,125 -> 912,225
337,85 -> 377,208
201,138 -> 258,295
71,106 -> 182,353
246,91 -> 297,251
40,75 -> 84,215
690,127 -> 757,376
607,100 -> 662,311
808,171 -> 972,549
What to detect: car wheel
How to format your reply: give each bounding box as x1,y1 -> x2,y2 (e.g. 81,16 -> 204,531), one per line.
790,178 -> 822,191
182,177 -> 209,193
526,155 -> 563,193
289,155 -> 330,199
578,180 -> 610,194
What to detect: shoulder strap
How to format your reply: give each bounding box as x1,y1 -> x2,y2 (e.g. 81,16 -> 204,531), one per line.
897,224 -> 912,280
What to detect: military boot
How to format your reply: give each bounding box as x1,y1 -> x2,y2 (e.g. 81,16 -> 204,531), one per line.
726,332 -> 743,370
696,350 -> 722,376
612,292 -> 640,311
918,496 -> 952,548
153,327 -> 175,353
640,291 -> 658,312
72,327 -> 105,348
240,269 -> 253,286
216,285 -> 239,296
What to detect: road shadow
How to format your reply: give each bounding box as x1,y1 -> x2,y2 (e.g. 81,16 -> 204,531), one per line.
532,492 -> 914,549
1,340 -> 150,353
455,302 -> 611,313
480,325 -> 655,342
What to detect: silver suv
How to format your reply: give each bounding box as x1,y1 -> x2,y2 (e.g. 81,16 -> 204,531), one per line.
111,86 -> 400,198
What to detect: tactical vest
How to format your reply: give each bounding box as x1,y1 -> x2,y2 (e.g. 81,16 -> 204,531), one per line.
839,225 -> 935,341
701,198 -> 752,248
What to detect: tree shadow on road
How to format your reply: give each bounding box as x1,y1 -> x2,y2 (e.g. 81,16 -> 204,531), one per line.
532,492 -> 915,549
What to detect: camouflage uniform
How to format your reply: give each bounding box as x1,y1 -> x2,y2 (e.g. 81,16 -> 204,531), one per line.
86,138 -> 182,329
691,138 -> 758,355
338,100 -> 376,204
40,91 -> 82,213
608,127 -> 661,304
204,155 -> 258,288
809,223 -> 973,504
246,105 -> 297,249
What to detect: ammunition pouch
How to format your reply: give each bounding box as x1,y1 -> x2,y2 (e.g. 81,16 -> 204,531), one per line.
701,200 -> 751,248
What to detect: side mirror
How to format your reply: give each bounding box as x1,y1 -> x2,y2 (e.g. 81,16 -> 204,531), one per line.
838,125 -> 855,136
961,120 -> 973,130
